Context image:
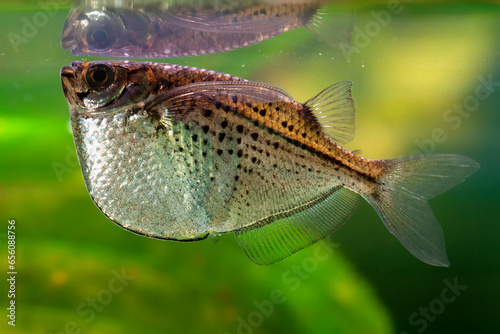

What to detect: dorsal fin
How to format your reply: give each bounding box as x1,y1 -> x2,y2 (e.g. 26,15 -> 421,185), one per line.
305,81 -> 355,145
306,5 -> 354,54
235,187 -> 359,266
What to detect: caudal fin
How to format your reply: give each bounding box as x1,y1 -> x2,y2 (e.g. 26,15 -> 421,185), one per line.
363,154 -> 479,267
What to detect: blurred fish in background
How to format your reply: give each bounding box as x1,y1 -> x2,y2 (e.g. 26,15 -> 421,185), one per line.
61,0 -> 352,58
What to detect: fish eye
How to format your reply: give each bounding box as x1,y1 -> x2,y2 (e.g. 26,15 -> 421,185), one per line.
92,29 -> 108,43
86,25 -> 115,51
85,64 -> 115,90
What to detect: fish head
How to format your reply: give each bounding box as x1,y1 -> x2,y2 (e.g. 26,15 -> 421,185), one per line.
61,6 -> 153,57
61,7 -> 125,55
61,61 -> 154,114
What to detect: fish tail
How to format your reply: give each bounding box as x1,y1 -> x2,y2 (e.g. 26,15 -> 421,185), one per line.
362,154 -> 479,266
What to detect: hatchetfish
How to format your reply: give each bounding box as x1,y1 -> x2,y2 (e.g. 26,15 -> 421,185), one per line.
61,0 -> 348,58
61,60 -> 479,267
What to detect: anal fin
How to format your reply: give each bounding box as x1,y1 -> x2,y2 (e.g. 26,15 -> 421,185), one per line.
235,187 -> 358,266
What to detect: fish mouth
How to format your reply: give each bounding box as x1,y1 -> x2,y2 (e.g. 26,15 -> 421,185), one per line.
61,63 -> 90,111
60,28 -> 75,50
61,66 -> 75,95
60,8 -> 83,51
61,65 -> 76,99
61,65 -> 75,79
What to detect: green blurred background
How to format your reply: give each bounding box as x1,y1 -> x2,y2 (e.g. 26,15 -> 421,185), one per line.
1,1 -> 499,333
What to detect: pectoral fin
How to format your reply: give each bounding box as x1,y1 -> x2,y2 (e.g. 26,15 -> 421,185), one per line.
163,11 -> 304,34
145,80 -> 294,119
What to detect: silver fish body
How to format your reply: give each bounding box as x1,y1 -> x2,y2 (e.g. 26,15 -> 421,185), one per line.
72,103 -> 341,240
61,61 -> 479,266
